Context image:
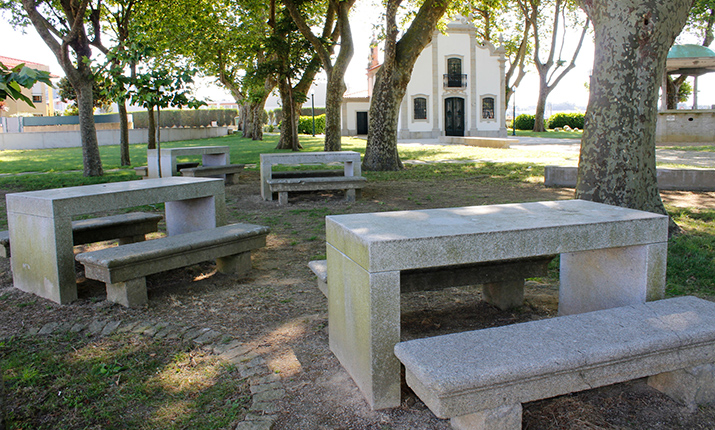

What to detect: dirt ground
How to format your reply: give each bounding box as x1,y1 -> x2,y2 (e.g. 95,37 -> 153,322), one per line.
2,170 -> 715,429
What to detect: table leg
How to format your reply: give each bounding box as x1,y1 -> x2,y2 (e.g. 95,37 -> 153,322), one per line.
9,212 -> 76,304
327,244 -> 402,410
558,243 -> 667,315
160,153 -> 175,178
165,196 -> 220,236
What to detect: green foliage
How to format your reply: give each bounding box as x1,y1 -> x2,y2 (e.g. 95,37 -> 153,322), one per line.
298,114 -> 326,134
57,75 -> 113,112
513,114 -> 536,130
677,81 -> 693,103
0,61 -> 52,106
132,109 -> 238,128
547,113 -> 584,130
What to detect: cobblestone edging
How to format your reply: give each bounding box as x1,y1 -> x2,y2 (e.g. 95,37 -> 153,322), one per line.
25,319 -> 284,430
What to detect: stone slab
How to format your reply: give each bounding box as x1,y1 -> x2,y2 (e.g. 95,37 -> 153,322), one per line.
394,296 -> 715,419
326,200 -> 668,273
76,223 -> 269,284
439,136 -> 512,148
544,165 -> 715,191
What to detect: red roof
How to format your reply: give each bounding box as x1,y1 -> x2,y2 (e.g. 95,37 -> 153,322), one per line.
0,55 -> 49,70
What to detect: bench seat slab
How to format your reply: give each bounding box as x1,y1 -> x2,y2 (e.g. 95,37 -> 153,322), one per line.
394,296 -> 715,427
77,223 -> 269,285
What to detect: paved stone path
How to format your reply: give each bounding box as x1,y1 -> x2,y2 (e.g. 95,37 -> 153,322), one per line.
25,318 -> 284,430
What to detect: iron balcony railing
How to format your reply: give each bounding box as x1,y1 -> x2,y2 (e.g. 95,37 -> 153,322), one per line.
443,74 -> 467,89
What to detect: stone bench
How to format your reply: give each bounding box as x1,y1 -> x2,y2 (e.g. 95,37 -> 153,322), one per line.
135,162 -> 200,179
75,223 -> 269,307
308,256 -> 553,309
180,163 -> 245,185
544,165 -> 715,191
394,296 -> 715,430
266,176 -> 367,205
0,212 -> 162,258
260,151 -> 366,204
439,136 -> 512,149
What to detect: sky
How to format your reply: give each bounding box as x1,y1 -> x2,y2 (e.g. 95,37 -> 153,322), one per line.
2,4 -> 714,113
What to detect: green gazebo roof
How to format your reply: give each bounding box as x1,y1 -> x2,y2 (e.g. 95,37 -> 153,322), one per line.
666,44 -> 715,76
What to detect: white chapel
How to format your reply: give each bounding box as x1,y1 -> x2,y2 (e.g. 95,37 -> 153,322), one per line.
341,17 -> 508,138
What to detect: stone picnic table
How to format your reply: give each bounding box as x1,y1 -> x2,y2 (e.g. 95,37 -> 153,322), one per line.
147,145 -> 230,178
6,177 -> 226,305
325,199 -> 669,409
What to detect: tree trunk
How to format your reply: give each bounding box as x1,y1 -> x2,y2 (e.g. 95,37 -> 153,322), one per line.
276,77 -> 302,150
533,80 -> 549,132
362,0 -> 451,171
576,0 -> 693,235
75,79 -> 103,176
666,74 -> 687,109
118,99 -> 130,166
250,93 -> 271,141
241,103 -> 253,139
363,66 -> 409,170
147,107 -> 156,149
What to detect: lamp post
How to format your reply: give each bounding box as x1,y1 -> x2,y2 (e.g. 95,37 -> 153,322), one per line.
311,92 -> 316,136
512,88 -> 516,136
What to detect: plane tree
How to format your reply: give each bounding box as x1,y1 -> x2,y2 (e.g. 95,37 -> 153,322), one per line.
5,0 -> 105,175
575,0 -> 693,235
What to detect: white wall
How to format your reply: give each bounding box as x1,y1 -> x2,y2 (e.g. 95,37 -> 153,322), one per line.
0,127 -> 229,151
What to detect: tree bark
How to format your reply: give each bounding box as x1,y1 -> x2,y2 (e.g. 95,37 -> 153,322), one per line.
147,106 -> 157,149
118,100 -> 130,166
241,103 -> 253,138
576,0 -> 693,235
363,0 -> 451,171
21,0 -> 103,176
75,79 -> 104,176
276,77 -> 302,150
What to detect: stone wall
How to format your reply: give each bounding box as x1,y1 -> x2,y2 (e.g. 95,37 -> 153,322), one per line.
656,110 -> 715,144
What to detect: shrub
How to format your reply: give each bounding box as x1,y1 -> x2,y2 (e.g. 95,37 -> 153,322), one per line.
298,114 -> 326,134
547,112 -> 584,130
513,114 -> 535,130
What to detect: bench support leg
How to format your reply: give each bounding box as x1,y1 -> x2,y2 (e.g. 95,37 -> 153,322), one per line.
481,280 -> 524,310
225,173 -> 238,185
648,363 -> 715,411
106,278 -> 148,308
345,189 -> 356,202
451,404 -> 522,430
118,234 -> 146,245
216,251 -> 252,276
278,192 -> 289,205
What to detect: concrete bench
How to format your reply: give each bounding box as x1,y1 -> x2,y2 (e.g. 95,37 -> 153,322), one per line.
266,176 -> 367,205
394,296 -> 715,430
0,212 -> 162,258
136,162 -> 200,179
260,151 -> 366,204
180,163 -> 245,185
439,136 -> 512,148
75,223 -> 269,307
308,256 -> 553,309
545,165 -> 715,191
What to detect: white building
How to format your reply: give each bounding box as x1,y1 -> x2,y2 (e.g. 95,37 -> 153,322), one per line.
342,18 -> 507,138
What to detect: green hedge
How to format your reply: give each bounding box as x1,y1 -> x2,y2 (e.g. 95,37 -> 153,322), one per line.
547,113 -> 584,130
513,114 -> 536,130
298,114 -> 326,134
132,109 -> 238,128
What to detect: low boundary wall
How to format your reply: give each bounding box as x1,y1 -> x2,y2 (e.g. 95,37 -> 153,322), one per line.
545,165 -> 715,191
0,127 -> 229,151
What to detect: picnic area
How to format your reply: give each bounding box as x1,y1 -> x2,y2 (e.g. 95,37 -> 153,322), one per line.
2,134 -> 715,429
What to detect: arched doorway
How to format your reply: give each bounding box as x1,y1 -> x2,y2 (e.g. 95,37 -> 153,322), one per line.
445,97 -> 465,136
